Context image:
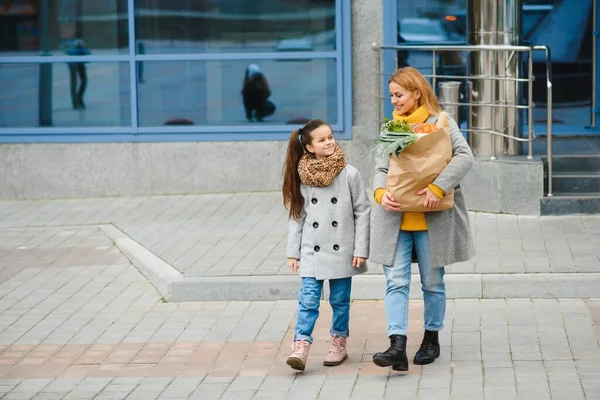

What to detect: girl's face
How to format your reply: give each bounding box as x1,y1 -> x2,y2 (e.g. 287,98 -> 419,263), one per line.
306,125 -> 336,160
389,81 -> 421,116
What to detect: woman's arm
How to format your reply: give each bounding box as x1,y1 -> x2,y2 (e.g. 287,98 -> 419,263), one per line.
432,116 -> 474,193
349,168 -> 370,258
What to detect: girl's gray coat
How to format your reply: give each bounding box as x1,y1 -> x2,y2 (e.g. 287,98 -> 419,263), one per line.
287,165 -> 371,280
370,114 -> 475,268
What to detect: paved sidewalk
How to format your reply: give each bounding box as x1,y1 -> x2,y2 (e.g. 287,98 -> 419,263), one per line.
1,193 -> 600,278
0,256 -> 597,399
0,193 -> 599,398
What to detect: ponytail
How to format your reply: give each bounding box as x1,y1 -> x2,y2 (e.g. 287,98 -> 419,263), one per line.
282,129 -> 305,221
282,119 -> 328,221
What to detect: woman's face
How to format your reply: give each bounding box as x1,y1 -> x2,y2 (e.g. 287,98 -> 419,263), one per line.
306,125 -> 336,160
389,81 -> 421,116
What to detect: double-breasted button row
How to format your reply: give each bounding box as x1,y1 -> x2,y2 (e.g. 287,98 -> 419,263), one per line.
311,197 -> 337,205
311,196 -> 338,253
313,221 -> 338,228
314,245 -> 339,252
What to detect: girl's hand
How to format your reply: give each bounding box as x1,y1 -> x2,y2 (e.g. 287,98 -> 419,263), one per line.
416,187 -> 441,210
287,258 -> 299,272
352,257 -> 367,268
381,191 -> 402,212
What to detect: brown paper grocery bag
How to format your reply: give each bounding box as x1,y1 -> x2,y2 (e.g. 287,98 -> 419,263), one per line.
386,126 -> 454,212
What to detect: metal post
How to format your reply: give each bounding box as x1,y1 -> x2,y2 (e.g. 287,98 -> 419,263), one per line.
545,46 -> 553,197
467,0 -> 522,157
593,0 -> 597,128
438,81 -> 461,120
432,50 -> 437,90
527,50 -> 533,159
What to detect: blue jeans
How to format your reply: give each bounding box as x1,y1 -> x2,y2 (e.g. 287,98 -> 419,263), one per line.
294,277 -> 352,343
383,230 -> 446,336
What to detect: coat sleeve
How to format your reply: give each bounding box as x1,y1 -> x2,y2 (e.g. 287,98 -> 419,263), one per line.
349,168 -> 371,258
432,116 -> 474,193
372,145 -> 390,194
286,208 -> 306,260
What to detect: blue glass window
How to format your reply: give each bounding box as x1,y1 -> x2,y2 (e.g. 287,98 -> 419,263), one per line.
0,0 -> 350,143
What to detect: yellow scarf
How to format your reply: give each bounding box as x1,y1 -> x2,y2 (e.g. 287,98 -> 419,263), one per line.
392,105 -> 429,124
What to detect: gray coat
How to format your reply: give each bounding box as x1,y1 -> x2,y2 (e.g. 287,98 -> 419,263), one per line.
287,165 -> 371,280
370,114 -> 475,268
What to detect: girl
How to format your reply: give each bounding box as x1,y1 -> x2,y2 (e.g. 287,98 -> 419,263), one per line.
282,119 -> 370,371
370,67 -> 474,371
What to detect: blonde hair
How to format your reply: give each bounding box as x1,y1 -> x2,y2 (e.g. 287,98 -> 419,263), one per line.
388,67 -> 441,115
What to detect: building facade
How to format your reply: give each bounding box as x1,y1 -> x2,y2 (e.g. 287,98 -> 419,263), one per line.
0,0 -> 597,213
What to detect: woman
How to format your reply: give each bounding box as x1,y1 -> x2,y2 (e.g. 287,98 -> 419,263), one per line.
241,64 -> 275,122
370,67 -> 474,371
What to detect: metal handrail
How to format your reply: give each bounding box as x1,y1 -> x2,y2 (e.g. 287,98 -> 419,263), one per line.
372,42 -> 554,196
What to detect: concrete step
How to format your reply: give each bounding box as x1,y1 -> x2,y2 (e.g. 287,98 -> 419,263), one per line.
111,225 -> 600,300
546,171 -> 600,194
542,155 -> 600,173
540,192 -> 600,215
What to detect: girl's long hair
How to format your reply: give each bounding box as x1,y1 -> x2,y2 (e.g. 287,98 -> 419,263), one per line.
389,67 -> 441,115
282,119 -> 328,221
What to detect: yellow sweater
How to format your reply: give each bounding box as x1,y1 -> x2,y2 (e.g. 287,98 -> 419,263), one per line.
375,106 -> 444,231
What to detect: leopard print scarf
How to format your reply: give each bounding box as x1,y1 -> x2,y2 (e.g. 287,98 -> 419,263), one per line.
298,146 -> 347,187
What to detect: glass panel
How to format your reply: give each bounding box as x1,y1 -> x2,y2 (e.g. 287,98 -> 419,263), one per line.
136,59 -> 338,126
526,0 -> 593,126
134,0 -> 336,54
0,0 -> 128,56
395,0 -> 466,73
0,62 -> 131,127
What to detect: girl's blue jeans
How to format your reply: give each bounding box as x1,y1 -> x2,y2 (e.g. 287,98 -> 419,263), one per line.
294,277 -> 352,343
383,230 -> 446,336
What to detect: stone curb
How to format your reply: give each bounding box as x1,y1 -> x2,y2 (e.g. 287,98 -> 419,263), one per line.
105,224 -> 600,301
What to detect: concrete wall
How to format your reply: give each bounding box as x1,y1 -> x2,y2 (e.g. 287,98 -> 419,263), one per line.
0,0 -> 381,201
461,157 -> 545,215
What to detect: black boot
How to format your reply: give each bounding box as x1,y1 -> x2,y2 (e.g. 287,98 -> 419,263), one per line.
372,334 -> 408,371
413,330 -> 440,365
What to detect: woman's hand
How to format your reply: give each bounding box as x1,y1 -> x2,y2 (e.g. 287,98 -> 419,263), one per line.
352,257 -> 367,268
417,187 -> 441,210
381,191 -> 402,212
287,258 -> 299,272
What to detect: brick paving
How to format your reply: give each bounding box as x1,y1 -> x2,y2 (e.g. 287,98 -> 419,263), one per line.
0,259 -> 596,398
0,194 -> 599,398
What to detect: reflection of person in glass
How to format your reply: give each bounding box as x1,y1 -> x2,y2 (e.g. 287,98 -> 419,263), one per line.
137,40 -> 145,83
396,23 -> 409,68
66,39 -> 90,109
241,64 -> 275,122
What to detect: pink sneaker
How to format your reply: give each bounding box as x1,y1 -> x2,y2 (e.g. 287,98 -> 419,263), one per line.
323,335 -> 348,366
286,340 -> 311,371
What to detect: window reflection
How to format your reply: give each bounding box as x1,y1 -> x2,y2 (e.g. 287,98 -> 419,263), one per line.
136,59 -> 337,126
0,0 -> 128,55
525,0 -> 592,125
135,0 -> 336,54
0,62 -> 131,127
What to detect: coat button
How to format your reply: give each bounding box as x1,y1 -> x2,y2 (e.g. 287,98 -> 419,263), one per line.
313,222 -> 319,228
332,221 -> 338,227
314,246 -> 320,252
333,244 -> 339,251
331,197 -> 337,204
311,198 -> 318,204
